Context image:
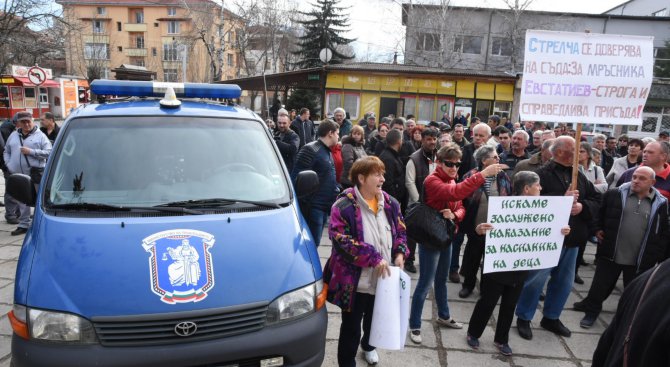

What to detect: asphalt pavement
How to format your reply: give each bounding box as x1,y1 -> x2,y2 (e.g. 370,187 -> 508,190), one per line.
0,173 -> 619,366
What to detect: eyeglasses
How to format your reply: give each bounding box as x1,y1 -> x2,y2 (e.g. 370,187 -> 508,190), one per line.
442,161 -> 461,168
487,156 -> 500,160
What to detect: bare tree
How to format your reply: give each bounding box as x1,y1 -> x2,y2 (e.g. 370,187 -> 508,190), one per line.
0,0 -> 65,74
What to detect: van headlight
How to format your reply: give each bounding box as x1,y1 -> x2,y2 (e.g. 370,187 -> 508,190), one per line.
29,308 -> 97,343
266,281 -> 319,324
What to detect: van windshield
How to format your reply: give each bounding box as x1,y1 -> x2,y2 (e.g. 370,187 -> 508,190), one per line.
45,117 -> 290,207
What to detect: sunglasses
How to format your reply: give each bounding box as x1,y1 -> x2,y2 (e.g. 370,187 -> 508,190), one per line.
442,161 -> 461,168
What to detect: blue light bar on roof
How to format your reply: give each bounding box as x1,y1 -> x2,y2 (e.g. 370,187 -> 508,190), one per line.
90,80 -> 242,99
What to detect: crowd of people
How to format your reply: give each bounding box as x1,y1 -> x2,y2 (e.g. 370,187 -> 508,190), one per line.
278,107 -> 670,366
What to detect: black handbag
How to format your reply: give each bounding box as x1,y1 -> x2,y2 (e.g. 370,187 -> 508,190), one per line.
404,201 -> 455,250
19,133 -> 44,184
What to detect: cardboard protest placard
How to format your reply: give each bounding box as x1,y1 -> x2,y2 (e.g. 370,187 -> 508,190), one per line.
483,196 -> 572,274
519,30 -> 654,125
369,267 -> 411,350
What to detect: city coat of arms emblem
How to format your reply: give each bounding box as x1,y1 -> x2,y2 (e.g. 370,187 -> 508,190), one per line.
142,229 -> 215,304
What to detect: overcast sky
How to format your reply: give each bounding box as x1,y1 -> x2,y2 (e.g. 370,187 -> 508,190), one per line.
340,0 -> 627,63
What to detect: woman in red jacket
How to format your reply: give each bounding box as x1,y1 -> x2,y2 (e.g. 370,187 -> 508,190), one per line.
408,143 -> 505,344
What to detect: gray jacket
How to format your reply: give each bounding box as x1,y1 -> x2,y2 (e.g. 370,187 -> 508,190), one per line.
4,128 -> 52,175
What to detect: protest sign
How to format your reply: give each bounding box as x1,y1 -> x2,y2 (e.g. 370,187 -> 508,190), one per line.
483,196 -> 572,274
369,267 -> 411,350
519,30 -> 654,125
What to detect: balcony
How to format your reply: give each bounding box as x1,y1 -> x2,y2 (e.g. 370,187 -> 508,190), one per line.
125,48 -> 147,57
124,23 -> 147,32
83,35 -> 109,43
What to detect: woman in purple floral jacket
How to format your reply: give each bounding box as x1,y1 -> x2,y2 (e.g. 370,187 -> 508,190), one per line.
323,156 -> 409,367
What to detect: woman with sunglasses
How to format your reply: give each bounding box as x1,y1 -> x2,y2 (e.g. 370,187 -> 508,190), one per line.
408,143 -> 506,344
458,145 -> 512,299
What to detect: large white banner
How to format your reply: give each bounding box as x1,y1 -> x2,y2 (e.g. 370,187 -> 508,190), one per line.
483,196 -> 572,274
519,30 -> 654,125
369,267 -> 411,350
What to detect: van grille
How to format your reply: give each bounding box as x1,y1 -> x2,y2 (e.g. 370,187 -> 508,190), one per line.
92,302 -> 268,347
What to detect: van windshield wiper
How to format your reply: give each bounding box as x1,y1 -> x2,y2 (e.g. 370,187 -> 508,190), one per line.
50,202 -> 203,215
157,198 -> 281,209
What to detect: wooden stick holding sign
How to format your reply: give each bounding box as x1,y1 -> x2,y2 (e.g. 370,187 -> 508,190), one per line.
570,123 -> 582,191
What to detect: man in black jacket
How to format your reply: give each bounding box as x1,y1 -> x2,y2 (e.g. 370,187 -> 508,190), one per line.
379,130 -> 407,211
574,166 -> 669,328
591,259 -> 670,367
515,136 -> 601,340
273,113 -> 300,173
290,107 -> 315,149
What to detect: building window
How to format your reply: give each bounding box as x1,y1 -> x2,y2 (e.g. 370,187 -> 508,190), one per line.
163,43 -> 179,61
0,86 -> 9,108
167,21 -> 180,34
227,54 -> 234,67
129,57 -> 145,67
97,7 -> 106,15
117,46 -> 122,52
92,20 -> 105,33
117,22 -> 121,31
454,35 -> 483,54
133,9 -> 144,24
416,33 -> 440,51
152,47 -> 157,56
84,43 -> 109,59
343,93 -> 360,120
24,87 -> 36,108
326,92 -> 341,115
164,69 -> 178,82
39,87 -> 48,104
133,33 -> 145,48
403,96 -> 416,117
494,101 -> 512,118
418,97 -> 434,122
168,7 -> 177,16
491,37 -> 513,56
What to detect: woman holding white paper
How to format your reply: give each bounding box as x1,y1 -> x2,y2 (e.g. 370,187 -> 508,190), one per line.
465,171 -> 571,357
323,156 -> 409,367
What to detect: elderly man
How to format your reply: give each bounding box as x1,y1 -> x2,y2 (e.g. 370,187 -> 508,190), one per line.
529,130 -> 542,153
500,130 -> 530,174
515,136 -> 601,340
3,111 -> 52,235
333,107 -> 352,139
363,113 -> 376,141
514,139 -> 554,175
617,141 -> 670,200
574,166 -> 669,328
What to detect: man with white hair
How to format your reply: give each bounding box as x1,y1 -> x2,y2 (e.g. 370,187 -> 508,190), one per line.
514,138 -> 554,175
515,136 -> 601,340
574,165 -> 669,328
333,107 -> 352,139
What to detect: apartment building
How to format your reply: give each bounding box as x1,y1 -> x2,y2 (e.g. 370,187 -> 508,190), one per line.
57,0 -> 244,83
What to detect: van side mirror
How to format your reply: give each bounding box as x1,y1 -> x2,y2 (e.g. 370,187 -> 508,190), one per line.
7,174 -> 36,207
295,170 -> 319,199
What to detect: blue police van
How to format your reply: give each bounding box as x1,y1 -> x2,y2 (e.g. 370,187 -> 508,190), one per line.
6,81 -> 327,367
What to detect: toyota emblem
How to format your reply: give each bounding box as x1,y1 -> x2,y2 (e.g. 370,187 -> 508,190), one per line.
174,321 -> 198,337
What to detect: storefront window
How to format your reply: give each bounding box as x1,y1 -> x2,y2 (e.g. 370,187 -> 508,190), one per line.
10,87 -> 23,108
403,96 -> 416,118
494,101 -> 511,118
0,86 -> 8,108
475,100 -> 492,122
343,93 -> 360,120
39,87 -> 48,104
436,98 -> 454,121
326,92 -> 341,115
24,87 -> 36,108
418,97 -> 434,122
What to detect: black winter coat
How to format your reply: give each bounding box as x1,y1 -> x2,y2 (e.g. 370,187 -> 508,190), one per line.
595,184 -> 669,272
379,147 -> 407,206
537,160 -> 601,248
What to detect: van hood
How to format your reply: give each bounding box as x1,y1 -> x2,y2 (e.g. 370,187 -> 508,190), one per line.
22,207 -> 320,317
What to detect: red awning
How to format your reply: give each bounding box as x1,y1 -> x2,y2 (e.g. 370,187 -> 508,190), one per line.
15,77 -> 60,88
